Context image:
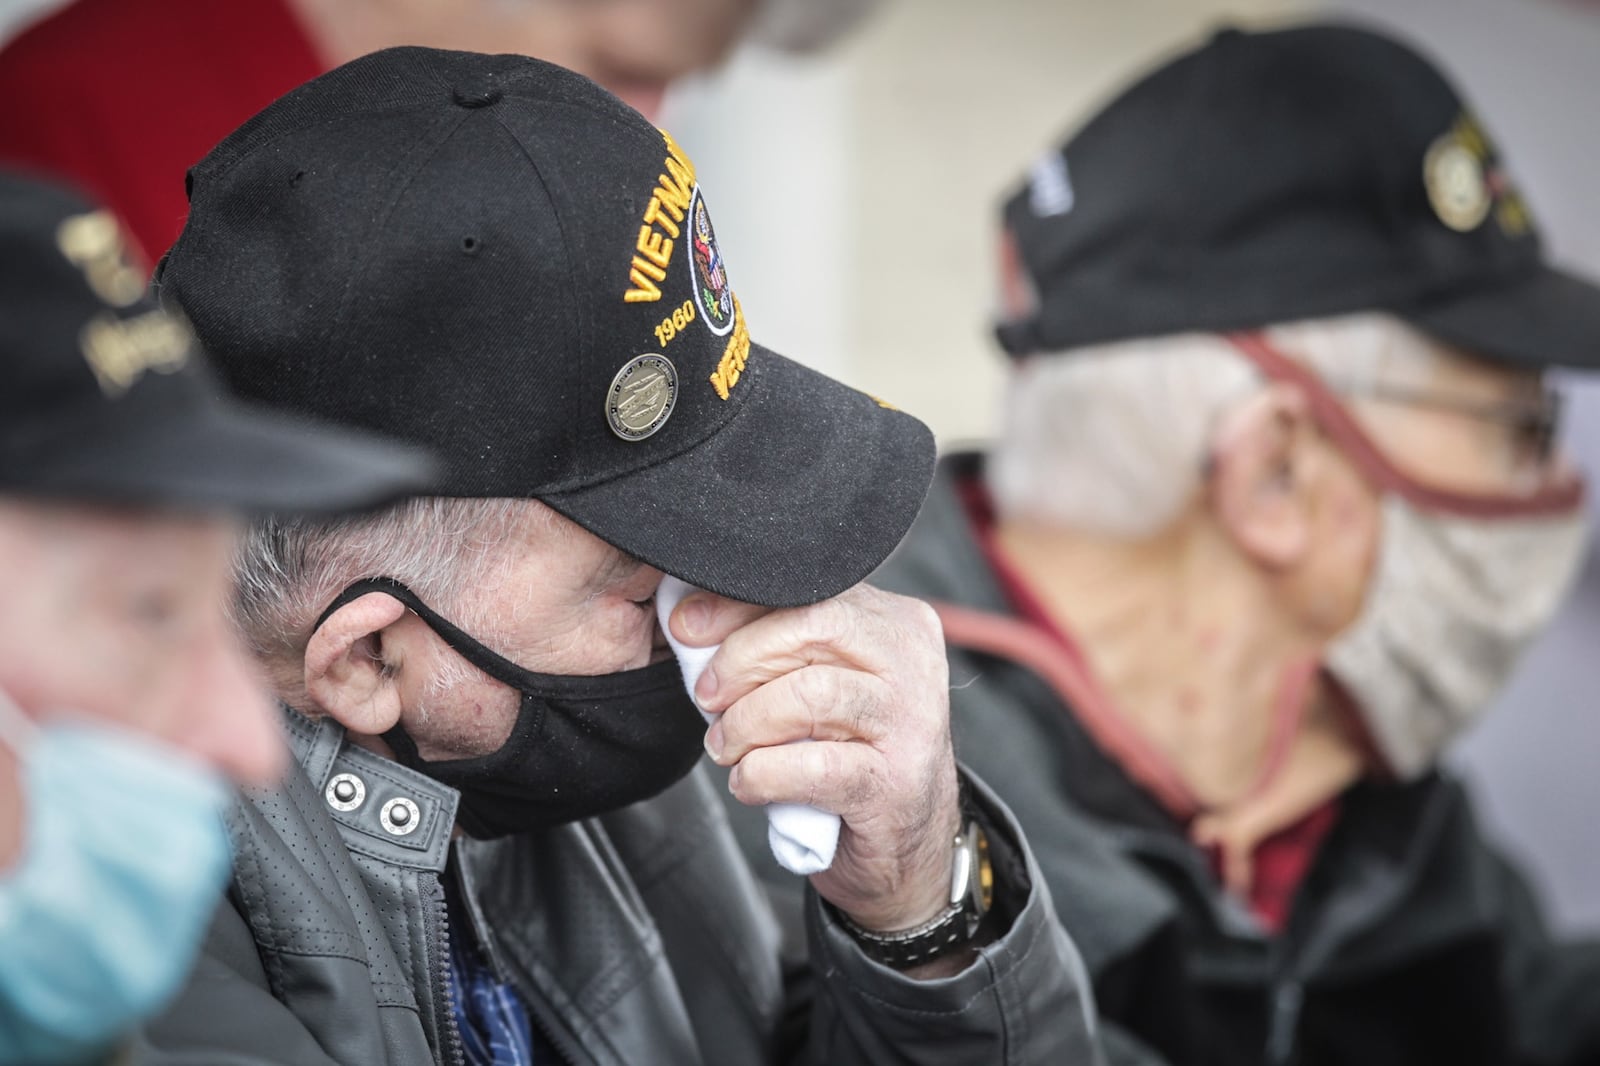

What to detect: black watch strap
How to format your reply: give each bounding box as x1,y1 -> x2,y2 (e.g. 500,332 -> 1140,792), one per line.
835,818 -> 993,969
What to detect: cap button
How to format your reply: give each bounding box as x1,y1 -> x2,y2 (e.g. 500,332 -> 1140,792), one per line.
452,76 -> 503,109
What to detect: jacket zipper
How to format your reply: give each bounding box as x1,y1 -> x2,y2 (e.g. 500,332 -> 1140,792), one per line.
432,873 -> 467,1066
1265,979 -> 1303,1066
522,996 -> 581,1066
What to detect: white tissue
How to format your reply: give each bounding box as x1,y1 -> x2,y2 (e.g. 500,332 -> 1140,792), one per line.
656,576 -> 840,875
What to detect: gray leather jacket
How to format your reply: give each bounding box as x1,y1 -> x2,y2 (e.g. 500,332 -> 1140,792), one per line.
131,710 -> 1102,1065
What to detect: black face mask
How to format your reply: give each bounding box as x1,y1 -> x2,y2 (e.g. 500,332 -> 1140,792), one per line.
313,577 -> 706,838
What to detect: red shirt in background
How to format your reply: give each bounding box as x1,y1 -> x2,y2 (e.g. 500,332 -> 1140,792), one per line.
0,0 -> 321,262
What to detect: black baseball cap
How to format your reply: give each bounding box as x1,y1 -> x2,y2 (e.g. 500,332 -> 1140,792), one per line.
0,171 -> 437,511
996,22 -> 1600,370
160,47 -> 934,608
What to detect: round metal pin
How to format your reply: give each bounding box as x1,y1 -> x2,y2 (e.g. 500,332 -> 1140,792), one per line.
1424,135 -> 1490,233
325,772 -> 366,812
380,797 -> 421,836
606,354 -> 678,441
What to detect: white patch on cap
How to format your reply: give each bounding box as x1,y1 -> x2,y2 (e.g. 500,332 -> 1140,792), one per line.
1028,153 -> 1075,218
1424,135 -> 1491,233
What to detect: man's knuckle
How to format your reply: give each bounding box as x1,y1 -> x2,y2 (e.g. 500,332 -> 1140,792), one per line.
793,667 -> 839,732
731,755 -> 767,804
804,744 -> 834,807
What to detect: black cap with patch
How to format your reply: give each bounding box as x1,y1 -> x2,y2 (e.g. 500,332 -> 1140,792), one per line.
996,22 -> 1600,369
0,170 -> 436,512
160,47 -> 934,608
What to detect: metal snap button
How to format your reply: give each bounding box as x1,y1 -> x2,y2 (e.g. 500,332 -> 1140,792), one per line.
380,797 -> 421,836
325,773 -> 366,812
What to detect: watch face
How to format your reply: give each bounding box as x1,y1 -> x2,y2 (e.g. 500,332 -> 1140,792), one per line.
972,821 -> 994,915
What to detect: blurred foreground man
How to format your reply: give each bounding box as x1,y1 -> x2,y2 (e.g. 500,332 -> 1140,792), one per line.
138,48 -> 1092,1065
0,172 -> 430,1064
876,24 -> 1600,1066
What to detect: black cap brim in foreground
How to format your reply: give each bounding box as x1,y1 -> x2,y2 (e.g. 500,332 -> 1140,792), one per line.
542,343 -> 936,609
1405,265 -> 1600,372
0,394 -> 437,514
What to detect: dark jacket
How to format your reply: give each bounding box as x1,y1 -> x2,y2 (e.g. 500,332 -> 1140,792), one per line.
870,452 -> 1600,1066
131,703 -> 1103,1065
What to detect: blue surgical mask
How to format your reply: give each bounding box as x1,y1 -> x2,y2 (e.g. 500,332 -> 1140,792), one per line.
0,687 -> 236,1065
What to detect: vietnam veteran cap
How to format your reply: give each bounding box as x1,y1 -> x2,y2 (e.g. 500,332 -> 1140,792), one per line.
159,47 -> 934,607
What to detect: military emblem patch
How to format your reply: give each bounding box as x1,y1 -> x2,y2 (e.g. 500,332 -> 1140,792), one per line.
606,354 -> 678,441
1424,134 -> 1491,233
688,187 -> 735,337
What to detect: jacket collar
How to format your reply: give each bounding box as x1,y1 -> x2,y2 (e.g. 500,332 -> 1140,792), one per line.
282,706 -> 458,873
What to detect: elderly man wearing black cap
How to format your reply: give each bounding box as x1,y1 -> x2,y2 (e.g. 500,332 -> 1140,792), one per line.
134,47 -> 1092,1066
0,172 -> 431,1065
874,22 -> 1600,1066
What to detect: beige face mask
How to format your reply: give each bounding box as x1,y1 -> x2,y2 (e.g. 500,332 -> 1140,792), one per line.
1324,485 -> 1589,780
1228,331 -> 1592,782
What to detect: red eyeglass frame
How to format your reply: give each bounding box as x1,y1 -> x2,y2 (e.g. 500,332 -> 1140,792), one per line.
1227,332 -> 1586,519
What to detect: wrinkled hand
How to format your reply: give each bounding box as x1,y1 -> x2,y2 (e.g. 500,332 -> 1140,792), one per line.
670,584 -> 960,933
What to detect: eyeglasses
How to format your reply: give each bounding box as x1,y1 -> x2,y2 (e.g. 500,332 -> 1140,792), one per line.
1330,380 -> 1565,467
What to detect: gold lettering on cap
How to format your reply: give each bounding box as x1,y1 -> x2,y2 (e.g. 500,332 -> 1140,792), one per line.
623,130 -> 699,304
708,297 -> 750,401
79,310 -> 190,395
56,210 -> 145,308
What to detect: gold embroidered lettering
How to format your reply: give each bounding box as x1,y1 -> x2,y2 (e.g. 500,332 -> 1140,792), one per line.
708,298 -> 750,400
636,225 -> 672,269
641,197 -> 681,239
1497,194 -> 1532,236
653,300 -> 696,347
56,211 -> 145,308
79,310 -> 190,395
622,129 -> 702,303
625,254 -> 670,303
1454,114 -> 1488,159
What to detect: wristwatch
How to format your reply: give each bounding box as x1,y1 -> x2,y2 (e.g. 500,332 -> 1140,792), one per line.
836,818 -> 994,969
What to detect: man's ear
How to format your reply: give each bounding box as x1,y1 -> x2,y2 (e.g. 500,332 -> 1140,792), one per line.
1207,384 -> 1318,570
303,592 -> 409,737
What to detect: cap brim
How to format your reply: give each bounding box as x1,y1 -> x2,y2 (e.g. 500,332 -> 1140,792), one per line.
1405,265 -> 1600,371
2,399 -> 436,514
542,343 -> 935,608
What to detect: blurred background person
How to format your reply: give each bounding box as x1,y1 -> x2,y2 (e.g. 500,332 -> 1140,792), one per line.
0,0 -> 876,262
870,23 -> 1600,1066
647,0 -> 1600,942
0,170 -> 432,1065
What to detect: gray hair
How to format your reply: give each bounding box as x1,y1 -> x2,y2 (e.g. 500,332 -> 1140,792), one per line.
232,496 -> 556,666
988,313 -> 1444,537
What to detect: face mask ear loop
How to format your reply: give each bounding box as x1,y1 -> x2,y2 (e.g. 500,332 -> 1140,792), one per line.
313,576 -> 532,686
0,686 -> 41,758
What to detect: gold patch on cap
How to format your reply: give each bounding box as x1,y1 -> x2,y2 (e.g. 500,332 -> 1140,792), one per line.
606,354 -> 678,441
1424,135 -> 1491,232
56,210 -> 145,308
80,310 -> 190,396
